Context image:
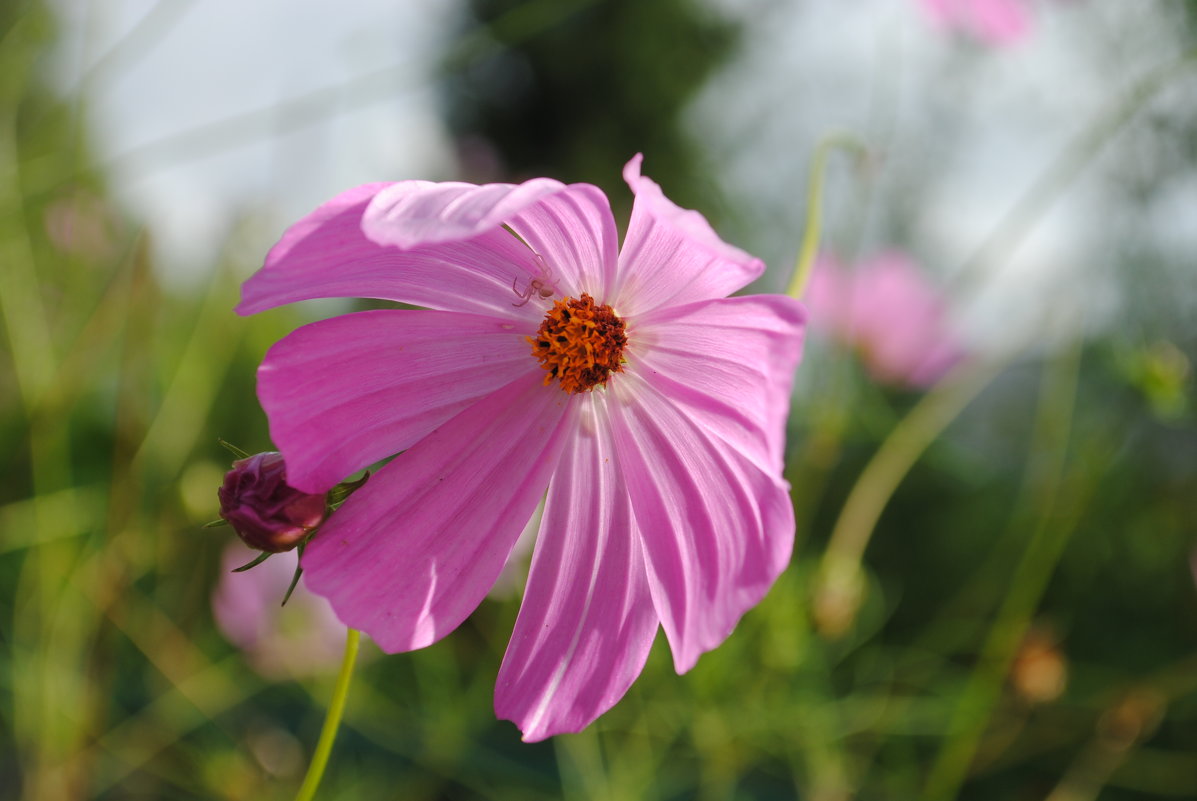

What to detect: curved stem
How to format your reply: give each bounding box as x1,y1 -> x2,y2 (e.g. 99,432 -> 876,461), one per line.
809,346 -> 1028,641
819,353 -> 1006,573
786,133 -> 869,300
294,628 -> 361,801
923,342 -> 1083,800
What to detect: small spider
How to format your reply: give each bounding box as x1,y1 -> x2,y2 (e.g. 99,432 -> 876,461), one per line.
511,255 -> 557,307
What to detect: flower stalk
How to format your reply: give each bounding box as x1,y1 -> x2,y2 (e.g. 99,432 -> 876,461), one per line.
786,133 -> 869,300
811,353 -> 1010,638
293,628 -> 361,801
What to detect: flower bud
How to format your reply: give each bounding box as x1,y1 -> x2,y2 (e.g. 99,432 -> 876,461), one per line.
218,452 -> 327,552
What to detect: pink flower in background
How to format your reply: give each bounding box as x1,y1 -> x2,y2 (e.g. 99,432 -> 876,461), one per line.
43,190 -> 119,259
806,252 -> 963,388
918,0 -> 1032,46
238,155 -> 805,741
212,544 -> 349,679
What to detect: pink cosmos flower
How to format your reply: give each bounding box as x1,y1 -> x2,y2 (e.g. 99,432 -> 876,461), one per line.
917,0 -> 1032,46
211,544 -> 349,679
237,154 -> 805,741
806,252 -> 962,388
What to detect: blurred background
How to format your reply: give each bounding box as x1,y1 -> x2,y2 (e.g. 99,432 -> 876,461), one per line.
1,0 -> 1195,798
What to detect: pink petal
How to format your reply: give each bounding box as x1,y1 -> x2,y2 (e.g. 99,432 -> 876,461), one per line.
631,295 -> 806,471
364,179 -> 619,303
212,545 -> 276,649
495,395 -> 658,742
212,545 -> 347,678
847,253 -> 961,388
238,183 -> 548,322
607,372 -> 795,673
917,0 -> 1031,46
362,178 -> 563,249
968,0 -> 1030,45
505,183 -> 620,305
904,338 -> 964,387
807,252 -> 964,389
301,374 -> 577,653
612,155 -> 765,317
257,309 -> 536,493
803,255 -> 855,341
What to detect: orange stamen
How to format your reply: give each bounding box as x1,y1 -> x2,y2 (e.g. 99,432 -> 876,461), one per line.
528,294 -> 627,394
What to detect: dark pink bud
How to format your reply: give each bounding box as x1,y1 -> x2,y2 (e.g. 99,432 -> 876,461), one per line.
218,452 -> 327,553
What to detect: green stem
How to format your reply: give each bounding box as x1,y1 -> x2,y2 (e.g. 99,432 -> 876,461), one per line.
814,353 -> 1010,603
785,133 -> 869,300
923,345 -> 1083,800
294,628 -> 361,801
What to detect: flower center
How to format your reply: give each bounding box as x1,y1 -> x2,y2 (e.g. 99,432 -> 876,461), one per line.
528,294 -> 627,394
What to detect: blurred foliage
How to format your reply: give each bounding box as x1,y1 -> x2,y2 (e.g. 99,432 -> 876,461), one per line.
1,1 -> 1196,801
444,0 -> 738,218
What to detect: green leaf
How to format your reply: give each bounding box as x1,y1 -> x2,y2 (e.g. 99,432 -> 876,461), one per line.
328,470 -> 371,508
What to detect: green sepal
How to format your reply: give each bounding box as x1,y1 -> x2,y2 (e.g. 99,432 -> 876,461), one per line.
202,518 -> 229,529
281,542 -> 305,607
231,551 -> 272,572
327,471 -> 371,510
217,438 -> 252,460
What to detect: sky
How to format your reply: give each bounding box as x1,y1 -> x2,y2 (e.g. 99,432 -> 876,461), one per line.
47,0 -> 460,281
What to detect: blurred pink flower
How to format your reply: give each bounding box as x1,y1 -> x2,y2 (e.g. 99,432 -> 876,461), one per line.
43,190 -> 119,259
918,0 -> 1032,46
211,544 -> 348,679
806,252 -> 963,388
238,154 -> 805,740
